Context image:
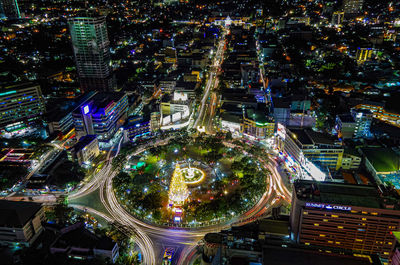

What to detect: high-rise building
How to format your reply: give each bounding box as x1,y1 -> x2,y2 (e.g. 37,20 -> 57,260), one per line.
0,83 -> 45,131
68,12 -> 114,91
72,92 -> 128,142
0,0 -> 20,19
290,180 -> 400,260
343,0 -> 364,15
351,109 -> 373,138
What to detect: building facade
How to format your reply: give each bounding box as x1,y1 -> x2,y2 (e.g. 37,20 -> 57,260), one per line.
335,114 -> 356,139
68,13 -> 114,91
124,116 -> 151,141
242,109 -> 275,139
281,128 -> 344,170
68,135 -> 100,165
0,201 -> 45,247
351,109 -> 373,138
0,83 -> 45,131
72,92 -> 128,142
290,180 -> 400,260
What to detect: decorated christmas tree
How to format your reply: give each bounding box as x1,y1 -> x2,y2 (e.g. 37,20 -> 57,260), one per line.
168,164 -> 189,206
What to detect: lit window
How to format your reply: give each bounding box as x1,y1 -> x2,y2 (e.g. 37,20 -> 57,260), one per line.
314,223 -> 319,226
320,234 -> 326,237
338,226 -> 343,229
332,215 -> 338,218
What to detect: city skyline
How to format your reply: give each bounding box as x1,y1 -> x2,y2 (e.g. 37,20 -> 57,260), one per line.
0,0 -> 400,265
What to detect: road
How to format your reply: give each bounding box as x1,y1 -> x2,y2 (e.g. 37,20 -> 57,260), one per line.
2,27 -> 292,265
63,28 -> 293,264
69,137 -> 292,265
193,31 -> 225,134
2,135 -> 73,199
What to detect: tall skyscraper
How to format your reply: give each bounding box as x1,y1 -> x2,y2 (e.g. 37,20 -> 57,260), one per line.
343,0 -> 364,15
68,12 -> 114,91
0,0 -> 20,19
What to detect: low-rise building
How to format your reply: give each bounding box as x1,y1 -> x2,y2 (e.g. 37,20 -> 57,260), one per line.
243,109 -> 275,139
50,222 -> 119,263
124,116 -> 151,141
335,114 -> 356,139
220,112 -> 242,136
67,135 -> 99,165
280,127 -> 344,170
341,149 -> 362,170
360,147 -> 400,189
0,201 -> 45,247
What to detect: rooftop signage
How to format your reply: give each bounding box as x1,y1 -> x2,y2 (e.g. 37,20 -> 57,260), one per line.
305,202 -> 351,211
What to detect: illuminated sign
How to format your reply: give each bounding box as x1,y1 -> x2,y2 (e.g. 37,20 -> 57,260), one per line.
305,202 -> 351,211
277,123 -> 286,139
0,90 -> 17,97
83,105 -> 90,115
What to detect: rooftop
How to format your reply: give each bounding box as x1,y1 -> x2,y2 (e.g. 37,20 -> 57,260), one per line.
337,113 -> 355,123
220,112 -> 242,123
262,245 -> 380,265
288,128 -> 337,146
70,135 -> 97,153
258,219 -> 289,236
294,180 -> 386,209
52,223 -> 116,251
0,201 -> 42,228
361,147 -> 400,173
245,109 -> 272,124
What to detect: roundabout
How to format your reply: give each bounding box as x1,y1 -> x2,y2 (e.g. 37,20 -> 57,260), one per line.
69,134 -> 292,265
111,135 -> 272,227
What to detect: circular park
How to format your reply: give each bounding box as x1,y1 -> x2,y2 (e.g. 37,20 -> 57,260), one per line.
111,133 -> 270,226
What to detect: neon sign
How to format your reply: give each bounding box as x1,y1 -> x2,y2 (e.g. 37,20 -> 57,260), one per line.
305,202 -> 351,211
83,105 -> 90,115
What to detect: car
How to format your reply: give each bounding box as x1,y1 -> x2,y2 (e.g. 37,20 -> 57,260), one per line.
163,247 -> 175,262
